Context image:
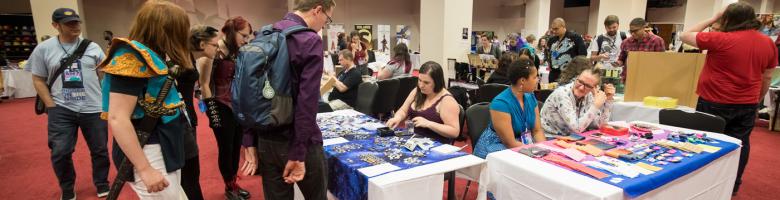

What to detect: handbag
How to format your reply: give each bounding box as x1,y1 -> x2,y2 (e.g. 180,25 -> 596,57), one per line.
35,39 -> 92,115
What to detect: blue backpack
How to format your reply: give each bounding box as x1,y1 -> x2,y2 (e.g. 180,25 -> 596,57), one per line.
231,24 -> 313,129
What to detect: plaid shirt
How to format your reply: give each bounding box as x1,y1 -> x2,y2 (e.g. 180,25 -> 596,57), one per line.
618,35 -> 666,64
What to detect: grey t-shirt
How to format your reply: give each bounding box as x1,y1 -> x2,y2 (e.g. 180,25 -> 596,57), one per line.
26,37 -> 105,113
383,60 -> 409,79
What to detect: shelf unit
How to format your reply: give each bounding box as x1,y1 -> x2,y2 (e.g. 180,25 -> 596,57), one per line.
0,14 -> 37,62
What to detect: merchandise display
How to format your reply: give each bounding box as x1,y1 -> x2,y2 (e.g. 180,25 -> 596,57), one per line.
317,110 -> 469,200
514,122 -> 739,197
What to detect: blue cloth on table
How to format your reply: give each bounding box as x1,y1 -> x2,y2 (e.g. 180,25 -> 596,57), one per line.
320,120 -> 468,200
545,137 -> 739,197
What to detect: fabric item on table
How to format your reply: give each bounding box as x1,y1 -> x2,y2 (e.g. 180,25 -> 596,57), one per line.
530,129 -> 740,197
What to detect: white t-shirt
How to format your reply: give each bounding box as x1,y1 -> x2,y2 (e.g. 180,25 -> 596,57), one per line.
587,33 -> 624,67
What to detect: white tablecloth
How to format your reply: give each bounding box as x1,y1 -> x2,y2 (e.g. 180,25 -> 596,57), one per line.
610,102 -> 694,124
2,69 -> 36,98
477,123 -> 741,200
296,109 -> 486,200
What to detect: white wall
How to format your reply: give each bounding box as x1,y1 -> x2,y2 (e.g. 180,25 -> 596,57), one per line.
588,0 -> 600,36
525,0 -> 551,38
420,0 -> 445,67
646,1 -> 687,24
30,0 -> 82,43
443,0 -> 473,65
563,6 -> 589,35
594,0 -> 647,36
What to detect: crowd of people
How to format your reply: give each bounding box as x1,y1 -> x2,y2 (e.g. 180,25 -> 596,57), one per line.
25,0 -> 776,199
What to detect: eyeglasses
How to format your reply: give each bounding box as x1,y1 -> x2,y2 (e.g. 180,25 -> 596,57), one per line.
206,42 -> 218,48
239,31 -> 252,42
576,79 -> 596,90
629,29 -> 642,34
324,12 -> 333,24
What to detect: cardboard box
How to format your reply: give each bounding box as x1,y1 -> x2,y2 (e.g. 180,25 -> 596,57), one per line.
320,76 -> 336,96
625,52 -> 706,107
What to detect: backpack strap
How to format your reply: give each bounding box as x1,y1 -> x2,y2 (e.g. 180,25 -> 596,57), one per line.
620,31 -> 627,41
596,35 -> 604,54
282,25 -> 314,37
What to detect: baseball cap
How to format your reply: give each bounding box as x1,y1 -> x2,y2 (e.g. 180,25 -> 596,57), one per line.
52,8 -> 81,24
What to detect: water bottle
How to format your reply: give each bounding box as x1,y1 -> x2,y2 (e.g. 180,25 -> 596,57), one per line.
405,120 -> 415,135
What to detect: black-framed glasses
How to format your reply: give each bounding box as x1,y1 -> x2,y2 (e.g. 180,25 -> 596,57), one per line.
576,79 -> 596,90
324,12 -> 333,24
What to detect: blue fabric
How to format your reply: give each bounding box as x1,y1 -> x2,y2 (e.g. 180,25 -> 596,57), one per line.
542,136 -> 739,197
489,88 -> 537,134
100,42 -> 182,123
320,115 -> 468,200
474,89 -> 537,158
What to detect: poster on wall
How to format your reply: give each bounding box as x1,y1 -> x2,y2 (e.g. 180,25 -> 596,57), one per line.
326,24 -> 344,53
354,24 -> 373,50
376,25 -> 391,53
396,25 -> 412,48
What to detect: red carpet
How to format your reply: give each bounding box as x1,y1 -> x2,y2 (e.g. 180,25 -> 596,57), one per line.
1,97 -> 777,199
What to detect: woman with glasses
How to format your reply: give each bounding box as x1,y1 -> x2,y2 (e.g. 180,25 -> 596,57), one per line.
473,58 -> 546,159
540,68 -> 614,136
199,17 -> 253,200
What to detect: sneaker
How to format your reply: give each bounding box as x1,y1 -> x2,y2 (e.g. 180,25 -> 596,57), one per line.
225,190 -> 246,200
237,187 -> 251,199
61,192 -> 76,200
97,186 -> 110,198
759,112 -> 770,120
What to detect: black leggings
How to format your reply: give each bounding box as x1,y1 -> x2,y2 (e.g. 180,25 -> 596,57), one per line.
211,102 -> 243,184
181,156 -> 203,200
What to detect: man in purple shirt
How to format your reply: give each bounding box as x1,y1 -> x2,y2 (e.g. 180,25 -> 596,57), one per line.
240,0 -> 335,199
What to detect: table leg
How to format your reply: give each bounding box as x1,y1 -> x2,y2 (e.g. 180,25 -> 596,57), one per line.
773,91 -> 780,131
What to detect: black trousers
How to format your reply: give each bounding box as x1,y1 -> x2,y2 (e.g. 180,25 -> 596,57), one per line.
211,102 -> 243,184
256,136 -> 328,200
181,156 -> 203,200
696,97 -> 758,192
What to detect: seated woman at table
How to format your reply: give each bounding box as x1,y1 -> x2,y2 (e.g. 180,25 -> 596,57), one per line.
377,43 -> 411,80
540,68 -> 615,136
386,61 -> 460,144
473,58 -> 547,158
348,31 -> 368,66
327,49 -> 363,109
486,52 -> 519,85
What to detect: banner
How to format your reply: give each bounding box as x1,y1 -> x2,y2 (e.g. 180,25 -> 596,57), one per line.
396,25 -> 411,48
376,25 -> 391,53
326,24 -> 344,53
354,24 -> 373,50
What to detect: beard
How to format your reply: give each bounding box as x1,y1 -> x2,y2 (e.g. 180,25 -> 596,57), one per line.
607,31 -> 617,36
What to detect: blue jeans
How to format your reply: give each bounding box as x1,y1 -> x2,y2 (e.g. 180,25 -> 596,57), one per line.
695,97 -> 758,192
47,106 -> 110,194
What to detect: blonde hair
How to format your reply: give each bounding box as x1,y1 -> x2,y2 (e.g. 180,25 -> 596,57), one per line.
128,1 -> 192,68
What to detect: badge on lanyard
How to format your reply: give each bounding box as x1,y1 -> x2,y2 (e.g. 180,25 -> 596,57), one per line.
61,59 -> 84,89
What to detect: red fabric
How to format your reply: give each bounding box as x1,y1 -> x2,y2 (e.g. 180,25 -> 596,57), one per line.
696,30 -> 778,104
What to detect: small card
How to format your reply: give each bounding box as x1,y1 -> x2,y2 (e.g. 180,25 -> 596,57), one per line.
697,144 -> 721,153
323,137 -> 349,146
358,163 -> 401,177
651,129 -> 665,135
635,162 -> 663,172
431,144 -> 461,154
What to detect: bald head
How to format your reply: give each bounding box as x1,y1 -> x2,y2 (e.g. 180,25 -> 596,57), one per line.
551,18 -> 567,37
552,18 -> 566,27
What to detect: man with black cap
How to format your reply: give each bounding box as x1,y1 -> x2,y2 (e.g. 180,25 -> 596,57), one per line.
27,8 -> 109,200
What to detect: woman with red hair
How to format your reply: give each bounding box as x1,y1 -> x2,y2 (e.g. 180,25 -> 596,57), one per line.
198,16 -> 253,200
